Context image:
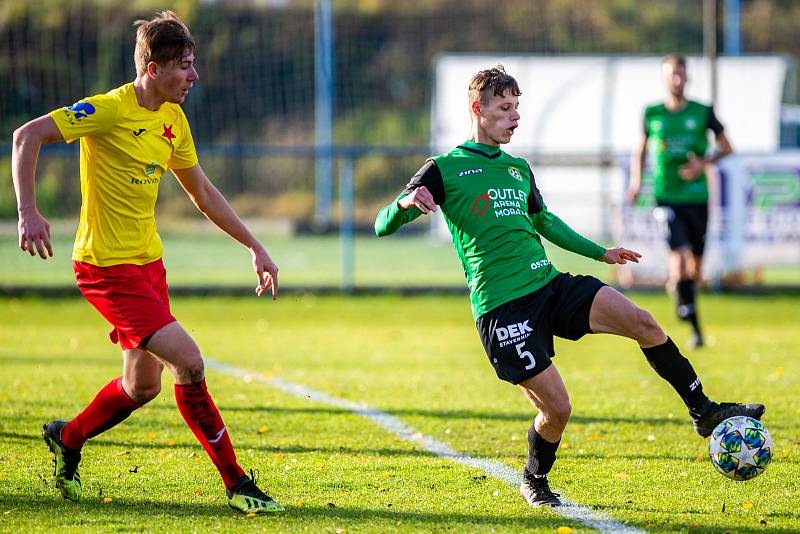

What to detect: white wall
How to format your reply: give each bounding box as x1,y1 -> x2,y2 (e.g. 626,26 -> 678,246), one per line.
432,54 -> 788,155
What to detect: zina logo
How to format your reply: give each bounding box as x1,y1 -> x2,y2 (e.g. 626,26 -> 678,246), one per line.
459,168 -> 483,177
508,167 -> 522,181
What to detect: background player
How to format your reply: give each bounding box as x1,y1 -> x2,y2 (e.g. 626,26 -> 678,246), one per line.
375,65 -> 763,508
627,54 -> 733,348
12,11 -> 283,514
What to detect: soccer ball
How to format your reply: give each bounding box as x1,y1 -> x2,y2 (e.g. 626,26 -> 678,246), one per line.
709,416 -> 773,481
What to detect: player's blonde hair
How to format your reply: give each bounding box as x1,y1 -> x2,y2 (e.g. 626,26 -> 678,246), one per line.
468,65 -> 522,105
134,11 -> 195,76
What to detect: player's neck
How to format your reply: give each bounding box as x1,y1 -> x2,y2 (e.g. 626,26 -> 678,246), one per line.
664,95 -> 688,111
133,77 -> 167,111
468,130 -> 500,148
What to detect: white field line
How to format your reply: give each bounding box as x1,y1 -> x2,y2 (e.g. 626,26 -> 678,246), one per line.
206,358 -> 646,534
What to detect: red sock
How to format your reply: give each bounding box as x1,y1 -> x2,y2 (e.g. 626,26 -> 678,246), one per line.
174,379 -> 245,489
61,377 -> 141,450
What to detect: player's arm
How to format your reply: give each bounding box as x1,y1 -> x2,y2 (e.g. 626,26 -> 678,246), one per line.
526,168 -> 639,264
531,207 -> 640,265
12,115 -> 65,259
374,159 -> 445,237
171,164 -> 278,299
680,107 -> 733,180
627,113 -> 649,203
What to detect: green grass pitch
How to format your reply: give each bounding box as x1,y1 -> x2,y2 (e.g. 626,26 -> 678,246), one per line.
0,292 -> 798,533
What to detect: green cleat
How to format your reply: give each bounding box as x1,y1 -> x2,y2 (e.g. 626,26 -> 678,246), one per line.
226,470 -> 284,514
42,420 -> 82,502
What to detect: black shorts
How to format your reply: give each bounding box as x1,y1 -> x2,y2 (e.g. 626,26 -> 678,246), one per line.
475,273 -> 606,385
654,203 -> 709,256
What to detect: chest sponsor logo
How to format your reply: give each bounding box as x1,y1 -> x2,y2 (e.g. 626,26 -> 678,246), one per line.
495,320 -> 533,347
459,168 -> 483,177
132,128 -> 146,137
508,166 -> 523,181
472,187 -> 527,218
162,123 -> 176,145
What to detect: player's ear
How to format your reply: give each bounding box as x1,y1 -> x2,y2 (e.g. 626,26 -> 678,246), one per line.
146,61 -> 159,80
471,100 -> 482,118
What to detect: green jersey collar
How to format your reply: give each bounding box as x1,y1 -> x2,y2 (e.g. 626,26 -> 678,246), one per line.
458,140 -> 502,159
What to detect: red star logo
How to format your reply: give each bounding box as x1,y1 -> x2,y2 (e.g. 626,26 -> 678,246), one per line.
161,124 -> 176,144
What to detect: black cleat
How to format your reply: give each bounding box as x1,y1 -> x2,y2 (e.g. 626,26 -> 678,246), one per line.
42,420 -> 82,502
226,469 -> 284,514
520,470 -> 561,507
693,402 -> 766,438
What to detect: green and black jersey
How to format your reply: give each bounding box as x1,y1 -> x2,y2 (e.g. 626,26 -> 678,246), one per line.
375,141 -> 606,319
644,100 -> 724,204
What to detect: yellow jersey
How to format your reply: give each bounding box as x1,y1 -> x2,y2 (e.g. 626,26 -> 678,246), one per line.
50,82 -> 199,266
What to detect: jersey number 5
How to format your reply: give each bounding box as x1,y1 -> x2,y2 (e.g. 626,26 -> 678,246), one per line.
515,342 -> 536,370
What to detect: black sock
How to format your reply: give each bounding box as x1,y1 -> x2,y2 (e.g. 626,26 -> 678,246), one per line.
676,279 -> 702,335
641,337 -> 711,418
526,425 -> 560,477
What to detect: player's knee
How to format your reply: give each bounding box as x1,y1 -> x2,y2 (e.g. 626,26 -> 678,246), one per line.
543,399 -> 572,430
636,308 -> 664,344
127,381 -> 161,404
181,356 -> 205,383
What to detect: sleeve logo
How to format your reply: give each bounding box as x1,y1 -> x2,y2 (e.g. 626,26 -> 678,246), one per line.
64,102 -> 96,122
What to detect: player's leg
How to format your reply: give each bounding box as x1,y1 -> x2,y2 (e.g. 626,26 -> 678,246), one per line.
42,349 -> 157,502
146,321 -> 284,513
588,286 -> 764,436
517,365 -> 569,507
475,289 -> 565,507
673,204 -> 708,347
680,250 -> 704,348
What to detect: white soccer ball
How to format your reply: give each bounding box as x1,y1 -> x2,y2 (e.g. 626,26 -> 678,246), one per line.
709,416 -> 773,481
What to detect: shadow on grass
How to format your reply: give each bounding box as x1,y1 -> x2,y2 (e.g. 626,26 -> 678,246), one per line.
0,430 -> 439,459
0,493 -> 575,530
210,404 -> 685,428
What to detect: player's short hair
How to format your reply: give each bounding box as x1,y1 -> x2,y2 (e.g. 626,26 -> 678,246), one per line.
134,11 -> 195,76
468,65 -> 522,105
662,54 -> 687,69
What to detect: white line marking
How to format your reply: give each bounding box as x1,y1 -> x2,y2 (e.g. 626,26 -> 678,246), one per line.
207,358 -> 646,533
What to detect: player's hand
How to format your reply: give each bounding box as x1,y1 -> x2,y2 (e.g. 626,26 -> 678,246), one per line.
599,247 -> 642,265
397,186 -> 437,214
18,209 -> 53,259
679,153 -> 705,181
251,245 -> 278,299
626,185 -> 640,205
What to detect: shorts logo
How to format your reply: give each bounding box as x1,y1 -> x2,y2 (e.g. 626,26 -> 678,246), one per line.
459,168 -> 483,177
472,194 -> 490,215
508,167 -> 523,181
530,259 -> 551,270
495,320 -> 533,343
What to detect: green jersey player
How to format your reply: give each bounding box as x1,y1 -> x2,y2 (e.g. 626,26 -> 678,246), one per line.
375,65 -> 762,508
628,54 -> 733,348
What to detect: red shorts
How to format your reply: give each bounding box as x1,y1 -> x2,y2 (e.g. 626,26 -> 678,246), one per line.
73,259 -> 176,350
